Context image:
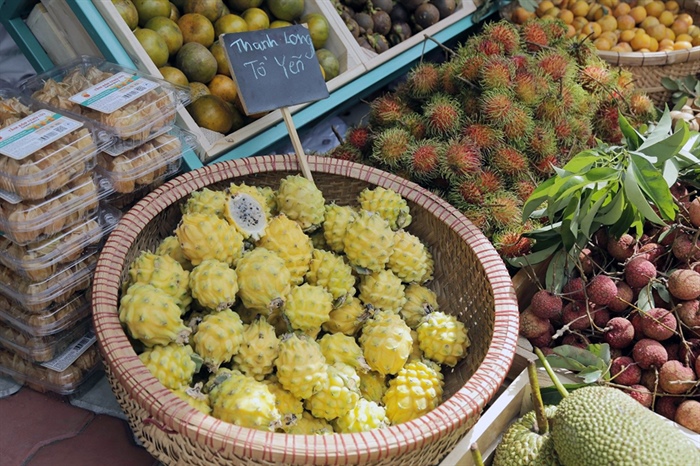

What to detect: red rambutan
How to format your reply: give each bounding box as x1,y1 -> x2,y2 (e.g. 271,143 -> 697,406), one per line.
480,56 -> 515,90
399,112 -> 427,140
440,60 -> 461,95
501,105 -> 535,142
490,145 -> 529,178
529,124 -> 558,159
628,92 -> 656,120
486,191 -> 523,230
520,21 -> 549,52
493,227 -> 532,258
346,126 -> 371,153
533,154 -> 559,175
449,178 -> 484,207
553,118 -> 574,141
457,54 -> 486,83
478,169 -> 504,192
440,138 -> 482,181
483,21 -> 521,55
510,54 -> 530,71
579,64 -> 614,93
462,123 -> 503,153
461,205 -> 491,232
540,17 -> 569,45
535,96 -> 566,122
369,94 -> 407,127
407,62 -> 441,98
328,143 -> 362,162
404,139 -> 442,182
476,37 -> 504,56
537,51 -> 572,81
370,127 -> 413,168
513,71 -> 542,107
514,179 -> 537,203
423,94 -> 464,138
480,90 -> 516,123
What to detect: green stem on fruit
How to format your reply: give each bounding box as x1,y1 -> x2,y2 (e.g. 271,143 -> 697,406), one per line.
535,347 -> 569,398
470,443 -> 485,466
528,361 -> 549,435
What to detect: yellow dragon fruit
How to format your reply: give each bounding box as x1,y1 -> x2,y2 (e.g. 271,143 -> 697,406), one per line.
333,398 -> 389,433
318,332 -> 370,373
235,247 -> 291,313
275,333 -> 328,400
209,370 -> 282,431
359,310 -> 412,376
416,311 -> 470,367
175,213 -> 244,266
357,186 -> 412,230
284,283 -> 334,334
358,370 -> 387,404
322,297 -> 368,336
182,187 -> 227,218
422,248 -> 435,284
322,204 -> 356,253
305,249 -> 356,303
256,214 -> 313,285
155,235 -> 193,271
189,259 -> 239,311
400,284 -> 439,329
119,283 -> 191,347
138,343 -> 201,390
343,210 -> 395,273
262,376 -> 304,426
383,359 -> 444,425
191,309 -> 244,371
232,317 -> 279,381
387,230 -> 430,283
358,269 -> 407,313
283,411 -> 333,435
227,182 -> 275,220
223,191 -> 268,241
276,174 -> 325,231
173,382 -> 211,415
408,329 -> 423,362
127,251 -> 191,312
305,362 -> 361,421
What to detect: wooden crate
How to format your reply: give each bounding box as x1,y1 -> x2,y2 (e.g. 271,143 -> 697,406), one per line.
325,0 -> 478,71
25,3 -> 78,65
92,0 -> 365,162
440,352 -> 700,465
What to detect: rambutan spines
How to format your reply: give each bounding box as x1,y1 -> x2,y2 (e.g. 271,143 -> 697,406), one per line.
513,71 -> 544,107
537,50 -> 574,81
493,227 -> 532,258
480,90 -> 516,123
485,190 -> 523,230
482,21 -> 521,55
477,169 -> 504,193
513,179 -> 537,203
479,57 -> 515,91
628,92 -> 656,121
500,105 -> 535,143
439,138 -> 482,182
403,139 -> 443,183
539,17 -> 569,46
462,123 -> 503,153
455,54 -> 486,83
345,126 -> 372,153
328,142 -> 363,163
423,94 -> 464,138
520,20 -> 549,52
448,178 -> 484,207
579,64 -> 615,94
370,127 -> 413,168
369,94 -> 408,127
529,123 -> 558,160
406,63 -> 442,98
399,113 -> 427,140
489,145 -> 529,178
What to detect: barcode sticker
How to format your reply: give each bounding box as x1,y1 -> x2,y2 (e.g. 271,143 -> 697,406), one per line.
40,331 -> 96,373
0,109 -> 83,160
69,71 -> 160,114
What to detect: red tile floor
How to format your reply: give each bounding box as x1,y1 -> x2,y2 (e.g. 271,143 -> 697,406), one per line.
0,381 -> 158,466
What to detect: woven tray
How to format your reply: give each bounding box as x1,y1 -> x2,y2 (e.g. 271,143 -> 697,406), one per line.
597,0 -> 700,106
91,155 -> 520,465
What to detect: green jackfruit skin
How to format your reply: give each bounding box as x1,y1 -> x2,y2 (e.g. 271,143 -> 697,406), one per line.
552,386 -> 700,466
493,405 -> 562,466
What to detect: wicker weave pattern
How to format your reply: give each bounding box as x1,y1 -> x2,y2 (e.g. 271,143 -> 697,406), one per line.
92,155 -> 520,465
598,0 -> 700,105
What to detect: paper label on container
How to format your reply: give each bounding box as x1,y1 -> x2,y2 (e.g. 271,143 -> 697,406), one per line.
41,331 -> 96,373
0,109 -> 83,160
68,71 -> 159,114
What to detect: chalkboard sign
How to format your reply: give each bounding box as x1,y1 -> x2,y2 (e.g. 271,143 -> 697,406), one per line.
220,25 -> 330,115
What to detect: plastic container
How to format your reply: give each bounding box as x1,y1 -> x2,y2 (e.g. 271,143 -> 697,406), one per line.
0,88 -> 103,203
0,248 -> 98,314
19,56 -> 190,149
0,292 -> 90,338
0,205 -> 121,281
0,172 -> 113,245
0,316 -> 92,363
0,334 -> 102,395
97,126 -> 193,195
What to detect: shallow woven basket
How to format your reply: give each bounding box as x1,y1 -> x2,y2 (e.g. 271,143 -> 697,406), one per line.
91,155 -> 520,466
597,0 -> 700,106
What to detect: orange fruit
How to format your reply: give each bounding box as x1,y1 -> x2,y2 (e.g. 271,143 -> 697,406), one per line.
658,10 -> 674,26
543,7 -> 561,18
594,36 -> 613,50
183,0 -> 225,22
134,28 -> 169,67
241,8 -> 269,31
175,41 -> 218,84
648,36 -> 659,50
188,81 -> 210,102
302,13 -> 330,49
581,21 -> 603,38
617,14 -> 636,30
600,30 -> 618,43
597,15 -> 618,32
689,25 -> 700,38
648,23 -> 667,40
269,20 -> 293,28
187,94 -> 236,134
611,42 -> 633,51
671,18 -> 690,35
133,0 -> 171,27
170,3 -> 181,22
620,29 -> 637,42
570,0 -> 590,17
640,16 -> 660,30
677,13 -> 694,26
537,0 -> 555,16
665,0 -> 680,14
630,6 -> 648,23
659,38 -> 675,48
112,0 -> 139,30
144,16 -> 183,56
673,40 -> 693,49
557,9 -> 575,24
664,27 -> 676,40
613,2 -> 631,17
676,33 -> 693,42
566,24 -> 577,37
214,14 -> 248,36
209,41 -> 231,76
267,0 -> 304,22
159,66 -> 189,86
316,49 -> 339,81
573,16 -> 589,31
693,35 -> 700,46
178,13 -> 216,47
644,1 -> 665,18
207,74 -> 238,103
511,7 -> 535,24
630,31 -> 652,49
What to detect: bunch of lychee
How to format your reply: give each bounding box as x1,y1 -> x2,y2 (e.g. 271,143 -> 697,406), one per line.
521,186 -> 700,434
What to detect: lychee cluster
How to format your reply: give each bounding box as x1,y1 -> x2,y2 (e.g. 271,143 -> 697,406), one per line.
522,182 -> 700,433
328,18 -> 655,258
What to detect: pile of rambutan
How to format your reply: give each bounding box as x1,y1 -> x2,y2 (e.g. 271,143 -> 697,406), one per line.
327,18 -> 657,258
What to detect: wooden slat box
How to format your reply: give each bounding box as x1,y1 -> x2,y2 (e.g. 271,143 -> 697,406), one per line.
92,0 -> 365,163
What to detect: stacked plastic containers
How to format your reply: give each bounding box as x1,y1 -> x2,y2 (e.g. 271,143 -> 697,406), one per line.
20,56 -> 196,212
0,57 -> 191,395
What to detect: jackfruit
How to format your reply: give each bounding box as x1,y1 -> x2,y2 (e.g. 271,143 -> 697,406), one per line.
552,386 -> 700,466
493,405 -> 561,466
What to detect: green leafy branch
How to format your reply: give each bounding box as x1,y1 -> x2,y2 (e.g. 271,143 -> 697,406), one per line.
509,110 -> 699,293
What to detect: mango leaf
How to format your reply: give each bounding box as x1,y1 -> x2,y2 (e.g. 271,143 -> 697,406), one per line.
586,343 -> 611,366
639,107 -> 673,149
562,149 -> 602,173
662,158 -> 680,187
508,241 -> 561,268
580,187 -> 610,239
585,167 -> 618,181
637,286 -> 655,311
596,189 -> 624,225
638,119 -> 689,164
578,368 -> 604,384
540,384 -> 590,406
608,201 -> 635,239
550,175 -> 590,207
623,163 -> 665,225
545,248 -> 569,293
560,193 -> 580,251
553,345 -> 607,368
630,154 -> 677,220
523,176 -> 557,220
619,112 -> 642,150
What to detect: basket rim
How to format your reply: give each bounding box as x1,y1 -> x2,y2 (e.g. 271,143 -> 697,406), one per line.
91,155 -> 520,463
598,45 -> 700,66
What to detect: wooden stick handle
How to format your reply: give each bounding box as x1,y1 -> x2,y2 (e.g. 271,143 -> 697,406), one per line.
281,107 -> 314,184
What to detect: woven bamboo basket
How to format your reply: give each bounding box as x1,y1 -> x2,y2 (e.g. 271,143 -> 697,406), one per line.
91,155 -> 520,465
597,0 -> 700,106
